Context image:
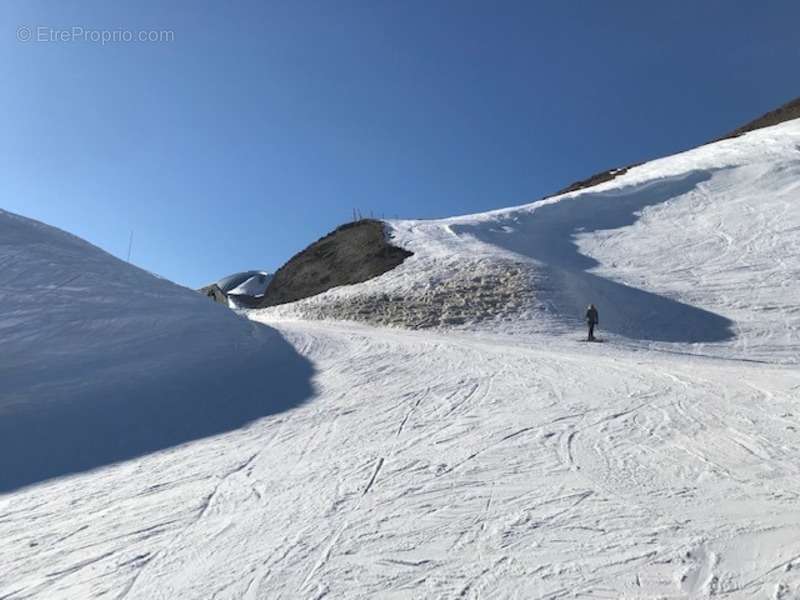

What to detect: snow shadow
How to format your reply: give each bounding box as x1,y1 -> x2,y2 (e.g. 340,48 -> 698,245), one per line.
0,319 -> 314,493
453,170 -> 735,343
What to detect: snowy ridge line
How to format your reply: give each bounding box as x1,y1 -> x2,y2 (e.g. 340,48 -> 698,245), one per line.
252,119 -> 800,363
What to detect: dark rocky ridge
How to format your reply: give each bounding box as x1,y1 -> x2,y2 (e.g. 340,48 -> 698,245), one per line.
258,219 -> 412,308
719,97 -> 800,140
547,164 -> 641,198
546,95 -> 800,198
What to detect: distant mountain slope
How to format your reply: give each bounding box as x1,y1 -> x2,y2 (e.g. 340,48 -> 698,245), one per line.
548,95 -> 800,198
0,210 -> 313,492
201,270 -> 274,308
227,272 -> 272,297
721,96 -> 800,139
254,118 -> 800,363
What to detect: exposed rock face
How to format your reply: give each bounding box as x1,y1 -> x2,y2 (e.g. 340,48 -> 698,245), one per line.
259,219 -> 413,308
547,96 -> 800,198
720,96 -> 800,140
547,165 -> 639,198
200,283 -> 227,304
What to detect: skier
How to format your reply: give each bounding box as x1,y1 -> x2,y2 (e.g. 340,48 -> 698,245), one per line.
585,304 -> 599,341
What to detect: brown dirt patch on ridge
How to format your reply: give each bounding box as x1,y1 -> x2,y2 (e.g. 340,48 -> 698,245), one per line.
258,219 -> 412,308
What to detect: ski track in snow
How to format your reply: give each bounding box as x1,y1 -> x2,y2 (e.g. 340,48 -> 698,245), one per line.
3,320 -> 800,599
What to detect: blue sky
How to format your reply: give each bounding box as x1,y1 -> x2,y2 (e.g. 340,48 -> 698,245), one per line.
2,1 -> 799,288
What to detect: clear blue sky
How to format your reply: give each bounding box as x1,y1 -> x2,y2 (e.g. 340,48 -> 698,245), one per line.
2,1 -> 799,288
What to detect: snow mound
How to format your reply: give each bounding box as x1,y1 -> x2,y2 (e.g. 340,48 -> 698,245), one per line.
227,272 -> 272,297
216,270 -> 272,297
0,210 -> 313,492
253,119 -> 800,363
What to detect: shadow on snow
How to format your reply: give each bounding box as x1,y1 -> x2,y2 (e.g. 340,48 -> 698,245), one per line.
453,170 -> 735,343
0,317 -> 314,493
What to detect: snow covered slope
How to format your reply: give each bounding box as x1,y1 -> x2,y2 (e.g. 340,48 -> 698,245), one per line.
2,119 -> 800,599
4,321 -> 799,598
259,119 -> 800,363
0,210 -> 313,492
215,270 -> 273,298
227,272 -> 272,298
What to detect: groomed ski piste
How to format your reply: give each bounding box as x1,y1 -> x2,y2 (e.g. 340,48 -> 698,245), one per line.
2,119 -> 800,599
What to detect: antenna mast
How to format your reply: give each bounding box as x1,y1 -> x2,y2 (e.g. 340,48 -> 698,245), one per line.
126,230 -> 134,262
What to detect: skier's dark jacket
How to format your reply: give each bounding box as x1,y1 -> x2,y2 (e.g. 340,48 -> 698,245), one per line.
585,306 -> 599,325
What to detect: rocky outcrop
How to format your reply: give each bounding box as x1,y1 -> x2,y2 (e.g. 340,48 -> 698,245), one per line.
720,96 -> 800,140
547,96 -> 800,198
258,219 -> 412,308
200,283 -> 227,304
546,164 -> 640,198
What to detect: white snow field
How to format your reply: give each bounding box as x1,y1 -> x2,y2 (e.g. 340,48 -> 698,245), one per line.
2,119 -> 800,599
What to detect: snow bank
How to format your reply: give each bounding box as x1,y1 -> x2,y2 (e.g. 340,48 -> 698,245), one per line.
0,210 -> 313,492
215,270 -> 272,297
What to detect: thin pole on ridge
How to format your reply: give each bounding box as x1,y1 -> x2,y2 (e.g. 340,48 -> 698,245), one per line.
127,230 -> 134,262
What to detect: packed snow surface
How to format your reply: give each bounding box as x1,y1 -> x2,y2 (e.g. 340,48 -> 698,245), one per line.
2,120 -> 800,599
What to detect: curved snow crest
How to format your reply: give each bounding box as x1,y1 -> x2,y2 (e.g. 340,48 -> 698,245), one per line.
0,210 -> 314,492
227,272 -> 272,297
216,270 -> 272,297
401,117 -> 800,226
254,120 -> 800,362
